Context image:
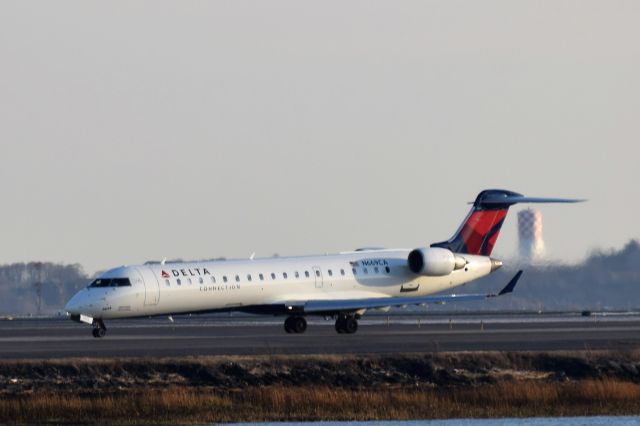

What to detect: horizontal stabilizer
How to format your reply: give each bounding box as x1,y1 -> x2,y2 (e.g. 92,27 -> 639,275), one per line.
478,196 -> 586,205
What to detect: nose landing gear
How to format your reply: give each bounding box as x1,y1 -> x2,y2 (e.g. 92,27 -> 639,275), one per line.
92,319 -> 107,338
284,316 -> 307,334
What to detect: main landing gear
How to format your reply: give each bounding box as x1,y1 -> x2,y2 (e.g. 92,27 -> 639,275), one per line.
92,319 -> 107,338
283,315 -> 360,334
284,316 -> 307,334
335,314 -> 358,334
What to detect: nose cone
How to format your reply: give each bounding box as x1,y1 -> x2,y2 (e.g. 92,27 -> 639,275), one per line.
64,290 -> 85,314
490,258 -> 503,272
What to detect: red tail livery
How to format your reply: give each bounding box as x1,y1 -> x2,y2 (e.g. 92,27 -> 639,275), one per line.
432,189 -> 584,256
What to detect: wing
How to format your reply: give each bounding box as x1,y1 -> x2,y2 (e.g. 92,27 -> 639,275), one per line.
283,270 -> 523,315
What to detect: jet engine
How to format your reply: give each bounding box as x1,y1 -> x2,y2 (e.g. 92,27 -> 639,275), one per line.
407,247 -> 467,276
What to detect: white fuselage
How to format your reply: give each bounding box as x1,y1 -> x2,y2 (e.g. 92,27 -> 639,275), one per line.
65,249 -> 492,320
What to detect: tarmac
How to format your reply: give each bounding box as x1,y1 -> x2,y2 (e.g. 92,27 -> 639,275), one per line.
1,313 -> 640,359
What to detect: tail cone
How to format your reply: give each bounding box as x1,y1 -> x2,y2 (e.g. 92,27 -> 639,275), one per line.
490,258 -> 503,272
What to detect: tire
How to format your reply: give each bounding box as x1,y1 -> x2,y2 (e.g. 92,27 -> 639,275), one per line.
92,327 -> 106,338
292,317 -> 307,334
335,319 -> 345,334
344,317 -> 358,334
284,318 -> 293,333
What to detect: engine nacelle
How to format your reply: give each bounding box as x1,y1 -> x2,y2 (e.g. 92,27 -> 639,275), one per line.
407,247 -> 466,276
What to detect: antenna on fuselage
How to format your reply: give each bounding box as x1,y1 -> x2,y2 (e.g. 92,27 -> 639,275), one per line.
161,257 -> 167,265
249,252 -> 256,260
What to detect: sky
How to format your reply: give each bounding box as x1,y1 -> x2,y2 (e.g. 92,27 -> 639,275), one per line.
1,1 -> 638,275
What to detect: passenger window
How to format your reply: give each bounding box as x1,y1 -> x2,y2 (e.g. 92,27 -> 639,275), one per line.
340,269 -> 345,276
259,273 -> 264,281
352,268 -> 357,275
211,276 -> 216,283
315,270 -> 320,277
385,266 -> 391,274
223,276 -> 228,283
177,278 -> 182,285
188,278 -> 193,285
283,272 -> 288,279
295,271 -> 300,278
165,279 -> 170,287
271,273 -> 276,280
374,267 -> 379,274
328,269 -> 333,276
235,275 -> 240,282
305,271 -> 310,278
199,277 -> 204,284
363,268 -> 368,274
247,274 -> 252,282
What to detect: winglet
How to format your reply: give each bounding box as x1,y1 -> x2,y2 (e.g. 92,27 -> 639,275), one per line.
498,270 -> 523,296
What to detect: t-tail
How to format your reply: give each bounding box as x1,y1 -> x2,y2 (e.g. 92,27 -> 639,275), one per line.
431,189 -> 584,256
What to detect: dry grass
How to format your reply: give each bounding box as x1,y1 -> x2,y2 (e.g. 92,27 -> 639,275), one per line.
3,380 -> 640,425
4,351 -> 640,424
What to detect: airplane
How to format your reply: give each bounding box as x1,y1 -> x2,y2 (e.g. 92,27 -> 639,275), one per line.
64,189 -> 583,338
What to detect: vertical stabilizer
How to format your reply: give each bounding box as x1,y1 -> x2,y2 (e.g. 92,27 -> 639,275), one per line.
431,189 -> 584,256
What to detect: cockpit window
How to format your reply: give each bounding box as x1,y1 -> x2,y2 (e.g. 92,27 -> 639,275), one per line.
89,279 -> 110,288
89,278 -> 131,288
112,278 -> 132,287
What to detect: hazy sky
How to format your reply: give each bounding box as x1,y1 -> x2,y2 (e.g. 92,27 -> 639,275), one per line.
1,1 -> 638,274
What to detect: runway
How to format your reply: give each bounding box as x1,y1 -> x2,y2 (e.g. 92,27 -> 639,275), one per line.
2,313 -> 640,359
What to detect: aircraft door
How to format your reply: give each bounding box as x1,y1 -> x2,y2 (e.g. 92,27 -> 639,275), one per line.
313,266 -> 323,289
137,267 -> 160,306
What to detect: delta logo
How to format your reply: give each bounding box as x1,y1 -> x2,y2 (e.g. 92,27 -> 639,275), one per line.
161,268 -> 212,277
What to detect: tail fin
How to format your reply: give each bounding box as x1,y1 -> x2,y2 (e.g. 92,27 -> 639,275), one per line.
431,189 -> 584,256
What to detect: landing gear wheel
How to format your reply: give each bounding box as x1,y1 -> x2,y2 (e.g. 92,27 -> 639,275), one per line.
344,317 -> 358,334
92,320 -> 107,338
284,317 -> 294,333
292,317 -> 307,334
335,315 -> 358,334
284,316 -> 307,334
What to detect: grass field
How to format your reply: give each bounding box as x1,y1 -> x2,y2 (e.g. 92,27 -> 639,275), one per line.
2,351 -> 640,424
